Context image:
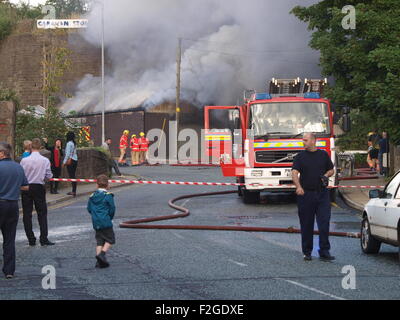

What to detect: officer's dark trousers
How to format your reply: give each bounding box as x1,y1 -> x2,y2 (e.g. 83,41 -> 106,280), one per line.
0,200 -> 19,275
297,189 -> 331,256
21,184 -> 48,243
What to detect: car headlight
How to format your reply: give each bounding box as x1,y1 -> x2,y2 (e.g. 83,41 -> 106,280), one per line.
251,170 -> 263,177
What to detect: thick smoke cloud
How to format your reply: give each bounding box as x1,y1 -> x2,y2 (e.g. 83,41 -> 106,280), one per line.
61,0 -> 320,113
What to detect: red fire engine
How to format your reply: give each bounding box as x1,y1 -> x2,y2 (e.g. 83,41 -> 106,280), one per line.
204,78 -> 350,204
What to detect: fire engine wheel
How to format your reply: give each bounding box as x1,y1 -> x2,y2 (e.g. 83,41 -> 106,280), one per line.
237,178 -> 244,197
242,189 -> 260,204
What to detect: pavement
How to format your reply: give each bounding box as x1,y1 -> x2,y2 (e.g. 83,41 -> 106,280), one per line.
20,172 -> 142,210
338,176 -> 387,212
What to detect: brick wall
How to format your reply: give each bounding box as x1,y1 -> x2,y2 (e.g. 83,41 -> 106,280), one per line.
0,20 -> 101,108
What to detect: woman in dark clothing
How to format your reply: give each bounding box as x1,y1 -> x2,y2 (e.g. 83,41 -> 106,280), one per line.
44,138 -> 64,194
63,132 -> 78,196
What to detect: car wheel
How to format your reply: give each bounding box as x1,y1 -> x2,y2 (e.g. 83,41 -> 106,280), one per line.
398,228 -> 400,263
361,217 -> 381,254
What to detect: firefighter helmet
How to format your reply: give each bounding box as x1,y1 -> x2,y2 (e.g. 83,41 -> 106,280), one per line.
140,132 -> 145,137
131,134 -> 136,138
123,130 -> 129,135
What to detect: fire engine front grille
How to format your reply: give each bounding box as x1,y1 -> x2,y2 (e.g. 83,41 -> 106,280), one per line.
255,150 -> 302,163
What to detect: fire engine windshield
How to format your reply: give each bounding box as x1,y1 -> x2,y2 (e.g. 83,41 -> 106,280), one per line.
251,102 -> 330,137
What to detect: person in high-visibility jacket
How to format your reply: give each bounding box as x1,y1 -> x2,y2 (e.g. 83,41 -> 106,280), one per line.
118,130 -> 129,166
138,132 -> 149,164
130,134 -> 140,166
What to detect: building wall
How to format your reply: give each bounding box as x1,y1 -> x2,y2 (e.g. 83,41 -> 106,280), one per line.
0,20 -> 101,108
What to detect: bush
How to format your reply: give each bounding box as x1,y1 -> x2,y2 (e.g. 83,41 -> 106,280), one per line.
354,153 -> 367,168
15,104 -> 88,156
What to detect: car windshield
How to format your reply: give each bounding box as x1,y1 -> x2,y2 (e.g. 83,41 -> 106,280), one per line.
251,102 -> 330,137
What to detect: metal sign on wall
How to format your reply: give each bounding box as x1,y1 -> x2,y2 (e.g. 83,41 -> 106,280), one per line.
37,19 -> 88,29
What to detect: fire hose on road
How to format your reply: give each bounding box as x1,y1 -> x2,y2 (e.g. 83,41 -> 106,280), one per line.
119,190 -> 361,239
50,178 -> 378,238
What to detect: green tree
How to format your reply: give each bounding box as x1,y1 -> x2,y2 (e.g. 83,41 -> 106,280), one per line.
15,105 -> 86,156
42,43 -> 72,109
0,1 -> 42,42
45,0 -> 89,18
15,2 -> 42,20
0,88 -> 20,110
291,0 -> 400,144
0,1 -> 15,41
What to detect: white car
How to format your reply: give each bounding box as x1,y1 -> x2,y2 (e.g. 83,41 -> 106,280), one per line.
361,171 -> 400,262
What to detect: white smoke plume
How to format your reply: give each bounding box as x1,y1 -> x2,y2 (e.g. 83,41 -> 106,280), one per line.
61,0 -> 320,113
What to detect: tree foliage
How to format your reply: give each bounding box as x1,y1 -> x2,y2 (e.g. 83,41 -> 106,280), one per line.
45,0 -> 89,18
291,0 -> 400,145
0,1 -> 42,41
42,44 -> 72,108
15,104 -> 87,156
0,88 -> 20,110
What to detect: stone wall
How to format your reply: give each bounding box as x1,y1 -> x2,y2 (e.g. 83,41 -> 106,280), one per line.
61,148 -> 110,179
0,20 -> 101,108
0,101 -> 15,154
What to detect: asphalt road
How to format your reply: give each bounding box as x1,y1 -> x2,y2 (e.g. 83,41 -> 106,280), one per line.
1,166 -> 399,300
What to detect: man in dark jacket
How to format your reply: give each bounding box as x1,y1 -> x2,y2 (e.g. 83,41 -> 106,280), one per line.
87,175 -> 116,268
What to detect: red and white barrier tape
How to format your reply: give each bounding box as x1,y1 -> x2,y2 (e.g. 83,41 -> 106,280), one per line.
49,178 -> 384,189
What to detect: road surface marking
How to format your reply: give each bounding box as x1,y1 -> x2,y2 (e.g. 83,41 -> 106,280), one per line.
276,278 -> 346,300
254,233 -> 301,252
171,231 -> 185,239
16,224 -> 92,243
228,259 -> 248,267
173,199 -> 191,215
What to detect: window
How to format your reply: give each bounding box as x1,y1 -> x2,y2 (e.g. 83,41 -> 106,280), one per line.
383,172 -> 400,199
251,102 -> 330,138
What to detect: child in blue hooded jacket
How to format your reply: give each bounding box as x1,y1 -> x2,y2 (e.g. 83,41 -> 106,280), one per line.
87,174 -> 116,268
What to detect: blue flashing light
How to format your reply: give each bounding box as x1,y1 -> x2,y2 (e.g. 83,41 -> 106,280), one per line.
304,92 -> 320,99
255,93 -> 272,100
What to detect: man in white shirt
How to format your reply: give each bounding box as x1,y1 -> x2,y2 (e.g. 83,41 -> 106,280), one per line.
20,138 -> 55,246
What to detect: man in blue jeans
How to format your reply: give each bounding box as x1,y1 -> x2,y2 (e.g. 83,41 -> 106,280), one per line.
0,142 -> 29,278
292,133 -> 335,262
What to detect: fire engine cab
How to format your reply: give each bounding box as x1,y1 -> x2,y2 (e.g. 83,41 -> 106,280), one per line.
204,78 -> 350,204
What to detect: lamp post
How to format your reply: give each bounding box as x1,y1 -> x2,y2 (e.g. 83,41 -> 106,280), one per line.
100,0 -> 105,144
85,0 -> 105,144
